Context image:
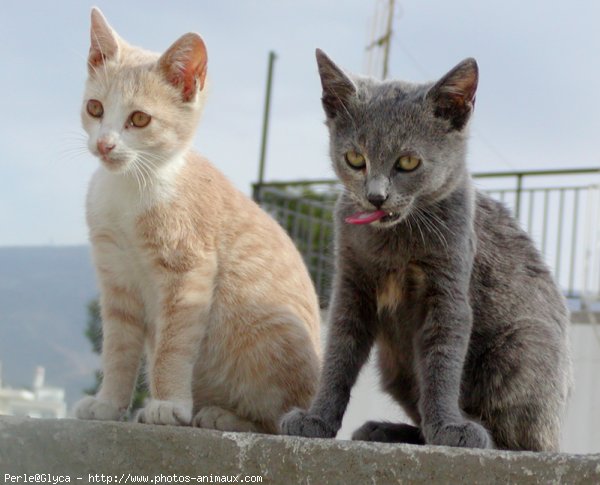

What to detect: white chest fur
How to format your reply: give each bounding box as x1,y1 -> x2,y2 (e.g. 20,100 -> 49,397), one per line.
86,160 -> 184,322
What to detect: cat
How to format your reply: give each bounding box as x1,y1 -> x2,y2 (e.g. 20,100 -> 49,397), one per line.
281,49 -> 572,451
73,8 -> 321,433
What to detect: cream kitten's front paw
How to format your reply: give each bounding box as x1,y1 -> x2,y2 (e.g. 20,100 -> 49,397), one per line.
135,399 -> 192,426
74,396 -> 125,421
193,406 -> 259,432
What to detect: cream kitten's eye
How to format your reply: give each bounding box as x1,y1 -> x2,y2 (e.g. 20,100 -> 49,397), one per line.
86,99 -> 104,118
130,111 -> 151,128
397,155 -> 421,172
345,150 -> 366,170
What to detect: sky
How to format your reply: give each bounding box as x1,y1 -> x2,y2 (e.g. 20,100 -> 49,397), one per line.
1,0 -> 599,246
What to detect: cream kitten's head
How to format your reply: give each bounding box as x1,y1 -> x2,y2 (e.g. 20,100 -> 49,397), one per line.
82,8 -> 208,174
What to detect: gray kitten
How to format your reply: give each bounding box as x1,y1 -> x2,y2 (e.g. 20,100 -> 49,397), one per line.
281,50 -> 572,451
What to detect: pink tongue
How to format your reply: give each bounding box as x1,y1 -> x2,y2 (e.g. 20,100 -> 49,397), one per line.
345,210 -> 387,225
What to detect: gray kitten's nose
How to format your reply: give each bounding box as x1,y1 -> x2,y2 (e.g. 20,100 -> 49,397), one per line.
367,193 -> 388,209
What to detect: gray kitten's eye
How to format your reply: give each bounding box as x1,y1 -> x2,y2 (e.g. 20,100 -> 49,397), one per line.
129,111 -> 151,128
345,150 -> 366,170
396,155 -> 421,172
86,99 -> 104,118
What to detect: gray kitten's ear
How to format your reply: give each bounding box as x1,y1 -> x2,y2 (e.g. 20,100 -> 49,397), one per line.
159,33 -> 208,103
316,49 -> 357,119
88,8 -> 120,72
427,58 -> 478,130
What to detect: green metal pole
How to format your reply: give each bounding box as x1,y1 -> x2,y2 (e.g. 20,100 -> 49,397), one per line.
382,0 -> 395,80
255,51 -> 277,202
515,173 -> 523,219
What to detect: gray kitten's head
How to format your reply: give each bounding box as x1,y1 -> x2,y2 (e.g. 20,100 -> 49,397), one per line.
316,49 -> 478,228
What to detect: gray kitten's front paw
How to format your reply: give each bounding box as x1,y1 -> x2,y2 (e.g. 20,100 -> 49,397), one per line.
425,420 -> 493,449
280,408 -> 336,438
352,421 -> 388,441
73,396 -> 125,421
135,399 -> 192,426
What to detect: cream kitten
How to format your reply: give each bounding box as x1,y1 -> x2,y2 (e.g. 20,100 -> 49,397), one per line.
73,8 -> 321,433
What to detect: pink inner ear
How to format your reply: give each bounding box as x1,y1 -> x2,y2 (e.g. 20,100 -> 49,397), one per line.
179,57 -> 207,102
89,49 -> 106,68
451,78 -> 477,104
162,34 -> 208,102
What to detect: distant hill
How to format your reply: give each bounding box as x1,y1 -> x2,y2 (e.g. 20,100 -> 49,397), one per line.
0,246 -> 99,412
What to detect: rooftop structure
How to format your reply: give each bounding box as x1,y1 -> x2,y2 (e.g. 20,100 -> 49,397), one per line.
0,364 -> 67,419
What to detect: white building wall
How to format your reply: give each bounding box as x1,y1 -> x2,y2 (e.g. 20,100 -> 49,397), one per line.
562,323 -> 600,453
0,366 -> 67,419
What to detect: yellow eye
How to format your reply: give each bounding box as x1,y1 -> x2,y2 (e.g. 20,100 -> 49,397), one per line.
345,150 -> 366,169
130,111 -> 151,128
86,99 -> 104,118
397,155 -> 421,172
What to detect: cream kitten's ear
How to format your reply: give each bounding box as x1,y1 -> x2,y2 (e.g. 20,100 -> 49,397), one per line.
158,33 -> 208,103
89,7 -> 120,71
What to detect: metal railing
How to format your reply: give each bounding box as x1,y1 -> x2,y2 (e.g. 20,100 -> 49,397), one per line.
258,184 -> 337,305
254,168 -> 600,306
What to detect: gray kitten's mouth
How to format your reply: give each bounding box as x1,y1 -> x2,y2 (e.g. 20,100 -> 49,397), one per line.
345,210 -> 402,225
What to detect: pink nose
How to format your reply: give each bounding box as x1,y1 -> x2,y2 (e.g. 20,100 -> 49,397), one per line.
97,140 -> 116,156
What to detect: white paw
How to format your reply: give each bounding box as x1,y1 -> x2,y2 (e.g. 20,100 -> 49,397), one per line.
73,396 -> 125,421
135,399 -> 192,426
193,406 -> 257,432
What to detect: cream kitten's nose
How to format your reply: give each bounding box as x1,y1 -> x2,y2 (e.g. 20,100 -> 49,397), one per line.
97,139 -> 116,156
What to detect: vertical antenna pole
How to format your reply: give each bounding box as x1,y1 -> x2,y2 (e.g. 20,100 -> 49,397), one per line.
382,0 -> 395,79
255,51 -> 277,202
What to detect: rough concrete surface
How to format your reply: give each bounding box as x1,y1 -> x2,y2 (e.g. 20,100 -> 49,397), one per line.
0,416 -> 599,484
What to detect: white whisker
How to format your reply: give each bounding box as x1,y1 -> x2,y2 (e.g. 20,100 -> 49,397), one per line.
132,151 -> 158,178
130,160 -> 144,197
56,147 -> 91,164
137,150 -> 168,166
54,131 -> 92,165
138,151 -> 162,172
136,158 -> 155,187
137,159 -> 150,190
408,211 -> 426,247
413,206 -> 449,255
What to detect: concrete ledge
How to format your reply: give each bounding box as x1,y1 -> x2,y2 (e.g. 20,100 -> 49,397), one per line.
1,416 -> 599,484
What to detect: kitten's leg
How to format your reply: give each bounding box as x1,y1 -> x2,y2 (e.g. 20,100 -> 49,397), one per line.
74,282 -> 145,421
192,307 -> 320,435
475,319 -> 568,451
136,255 -> 217,426
280,275 -> 377,438
352,421 -> 425,444
193,406 -> 261,433
416,278 -> 493,449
